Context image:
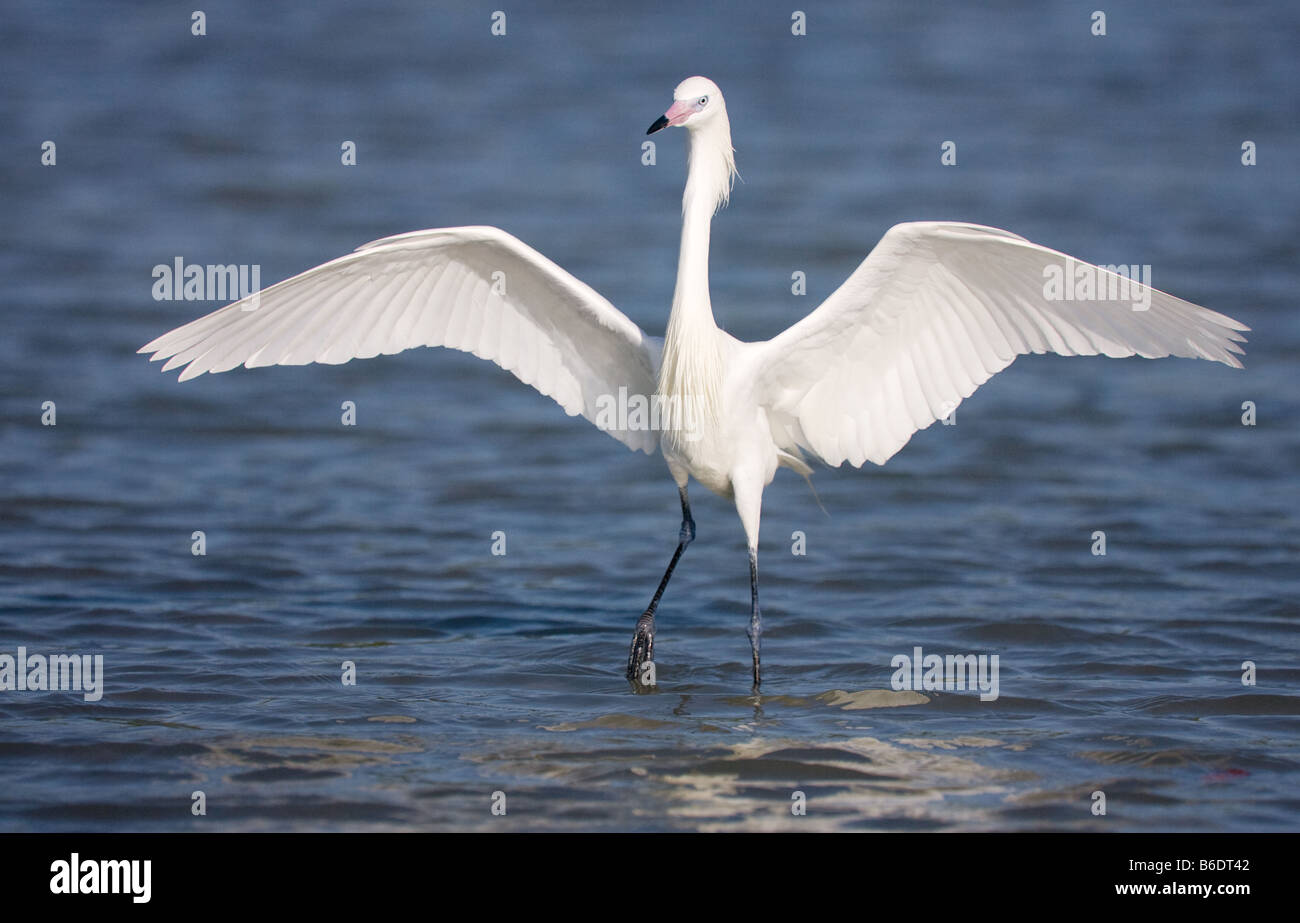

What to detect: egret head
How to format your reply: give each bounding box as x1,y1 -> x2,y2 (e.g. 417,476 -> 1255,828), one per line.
647,76 -> 737,212
646,76 -> 727,135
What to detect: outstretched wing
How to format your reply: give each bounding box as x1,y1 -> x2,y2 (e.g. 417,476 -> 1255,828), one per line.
140,226 -> 663,452
749,221 -> 1248,468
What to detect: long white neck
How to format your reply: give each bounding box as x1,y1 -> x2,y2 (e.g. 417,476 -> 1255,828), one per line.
659,120 -> 734,407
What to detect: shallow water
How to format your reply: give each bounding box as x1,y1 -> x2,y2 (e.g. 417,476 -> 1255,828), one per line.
1,0 -> 1298,831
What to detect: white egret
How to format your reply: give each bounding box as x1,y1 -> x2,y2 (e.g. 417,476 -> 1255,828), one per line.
140,76 -> 1248,689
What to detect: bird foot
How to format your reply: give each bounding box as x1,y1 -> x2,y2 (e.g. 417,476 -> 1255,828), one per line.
626,610 -> 655,684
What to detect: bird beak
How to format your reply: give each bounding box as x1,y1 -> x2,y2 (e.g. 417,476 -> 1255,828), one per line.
646,99 -> 694,135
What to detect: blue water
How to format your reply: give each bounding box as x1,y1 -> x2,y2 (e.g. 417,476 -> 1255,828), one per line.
1,0 -> 1298,831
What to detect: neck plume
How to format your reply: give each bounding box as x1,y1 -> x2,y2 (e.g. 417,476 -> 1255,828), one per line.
668,116 -> 735,320
659,117 -> 735,415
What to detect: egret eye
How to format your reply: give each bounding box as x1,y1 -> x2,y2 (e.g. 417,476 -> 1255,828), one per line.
698,96 -> 708,106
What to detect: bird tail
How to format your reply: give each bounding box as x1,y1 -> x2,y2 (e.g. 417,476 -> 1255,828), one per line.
778,449 -> 829,517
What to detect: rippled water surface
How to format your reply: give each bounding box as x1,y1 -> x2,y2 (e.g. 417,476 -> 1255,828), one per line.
1,0 -> 1298,831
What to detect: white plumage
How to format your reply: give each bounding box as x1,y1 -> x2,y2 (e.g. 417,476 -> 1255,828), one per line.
141,76 -> 1247,687
141,226 -> 663,453
753,221 -> 1245,469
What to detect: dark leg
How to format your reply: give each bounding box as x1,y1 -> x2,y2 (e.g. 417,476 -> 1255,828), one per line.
747,546 -> 762,689
627,485 -> 695,682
